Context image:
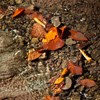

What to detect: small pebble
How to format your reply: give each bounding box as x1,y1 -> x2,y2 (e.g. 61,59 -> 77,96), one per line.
15,0 -> 23,4
51,16 -> 61,27
62,77 -> 72,90
65,38 -> 76,45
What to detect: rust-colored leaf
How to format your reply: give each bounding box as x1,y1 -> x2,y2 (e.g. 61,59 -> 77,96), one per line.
27,49 -> 42,61
54,77 -> 64,85
59,26 -> 67,38
31,23 -> 46,38
0,8 -> 3,14
79,79 -> 96,87
43,37 -> 64,50
68,60 -> 83,75
12,8 -> 25,18
44,95 -> 51,100
51,96 -> 60,100
27,11 -> 47,26
42,27 -> 59,43
44,95 -> 60,100
60,68 -> 68,77
69,30 -> 88,41
24,5 -> 34,14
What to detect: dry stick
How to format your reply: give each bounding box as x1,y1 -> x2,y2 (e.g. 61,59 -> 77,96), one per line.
79,48 -> 92,62
34,17 -> 45,28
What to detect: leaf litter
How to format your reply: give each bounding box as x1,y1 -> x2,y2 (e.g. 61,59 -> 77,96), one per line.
11,6 -> 97,99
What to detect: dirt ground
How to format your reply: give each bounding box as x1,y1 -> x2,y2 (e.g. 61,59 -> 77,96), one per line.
0,0 -> 100,100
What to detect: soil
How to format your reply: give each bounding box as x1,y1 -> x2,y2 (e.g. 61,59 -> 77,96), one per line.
0,0 -> 100,100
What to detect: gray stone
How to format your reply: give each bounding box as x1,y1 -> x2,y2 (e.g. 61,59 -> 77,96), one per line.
65,38 -> 76,45
51,16 -> 61,27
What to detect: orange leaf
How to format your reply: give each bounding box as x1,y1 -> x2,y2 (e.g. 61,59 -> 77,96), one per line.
42,27 -> 59,43
43,37 -> 64,50
54,77 -> 64,85
53,88 -> 62,95
68,60 -> 83,75
51,96 -> 60,100
60,68 -> 68,77
79,79 -> 96,87
44,95 -> 60,100
59,26 -> 67,38
27,50 -> 42,61
44,95 -> 51,100
12,8 -> 25,18
31,23 -> 46,38
69,30 -> 88,41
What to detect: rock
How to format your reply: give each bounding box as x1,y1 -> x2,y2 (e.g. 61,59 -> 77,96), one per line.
15,0 -> 23,4
65,38 -> 76,45
51,16 -> 61,27
0,30 -> 25,80
0,31 -> 13,52
71,92 -> 81,100
31,37 -> 39,44
62,77 -> 72,90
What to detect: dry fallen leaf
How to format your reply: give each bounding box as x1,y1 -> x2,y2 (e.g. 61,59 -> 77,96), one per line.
44,95 -> 51,100
44,95 -> 60,100
51,96 -> 60,100
27,11 -> 47,27
54,77 -> 64,85
53,88 -> 62,95
59,26 -> 67,38
79,79 -> 96,87
68,60 -> 83,75
12,8 -> 25,18
69,30 -> 88,41
31,23 -> 46,38
27,49 -> 42,61
60,68 -> 68,77
43,36 -> 64,50
42,27 -> 59,43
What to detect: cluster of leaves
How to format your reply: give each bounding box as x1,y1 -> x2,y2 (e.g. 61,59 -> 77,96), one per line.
46,60 -> 96,98
12,7 -> 96,99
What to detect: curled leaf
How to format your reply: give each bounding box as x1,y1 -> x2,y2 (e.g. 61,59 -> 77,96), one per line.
59,26 -> 67,38
60,68 -> 68,77
31,23 -> 46,38
79,79 -> 96,87
43,37 -> 64,50
69,30 -> 88,41
12,8 -> 25,18
68,60 -> 83,75
27,49 -> 42,61
54,77 -> 64,85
